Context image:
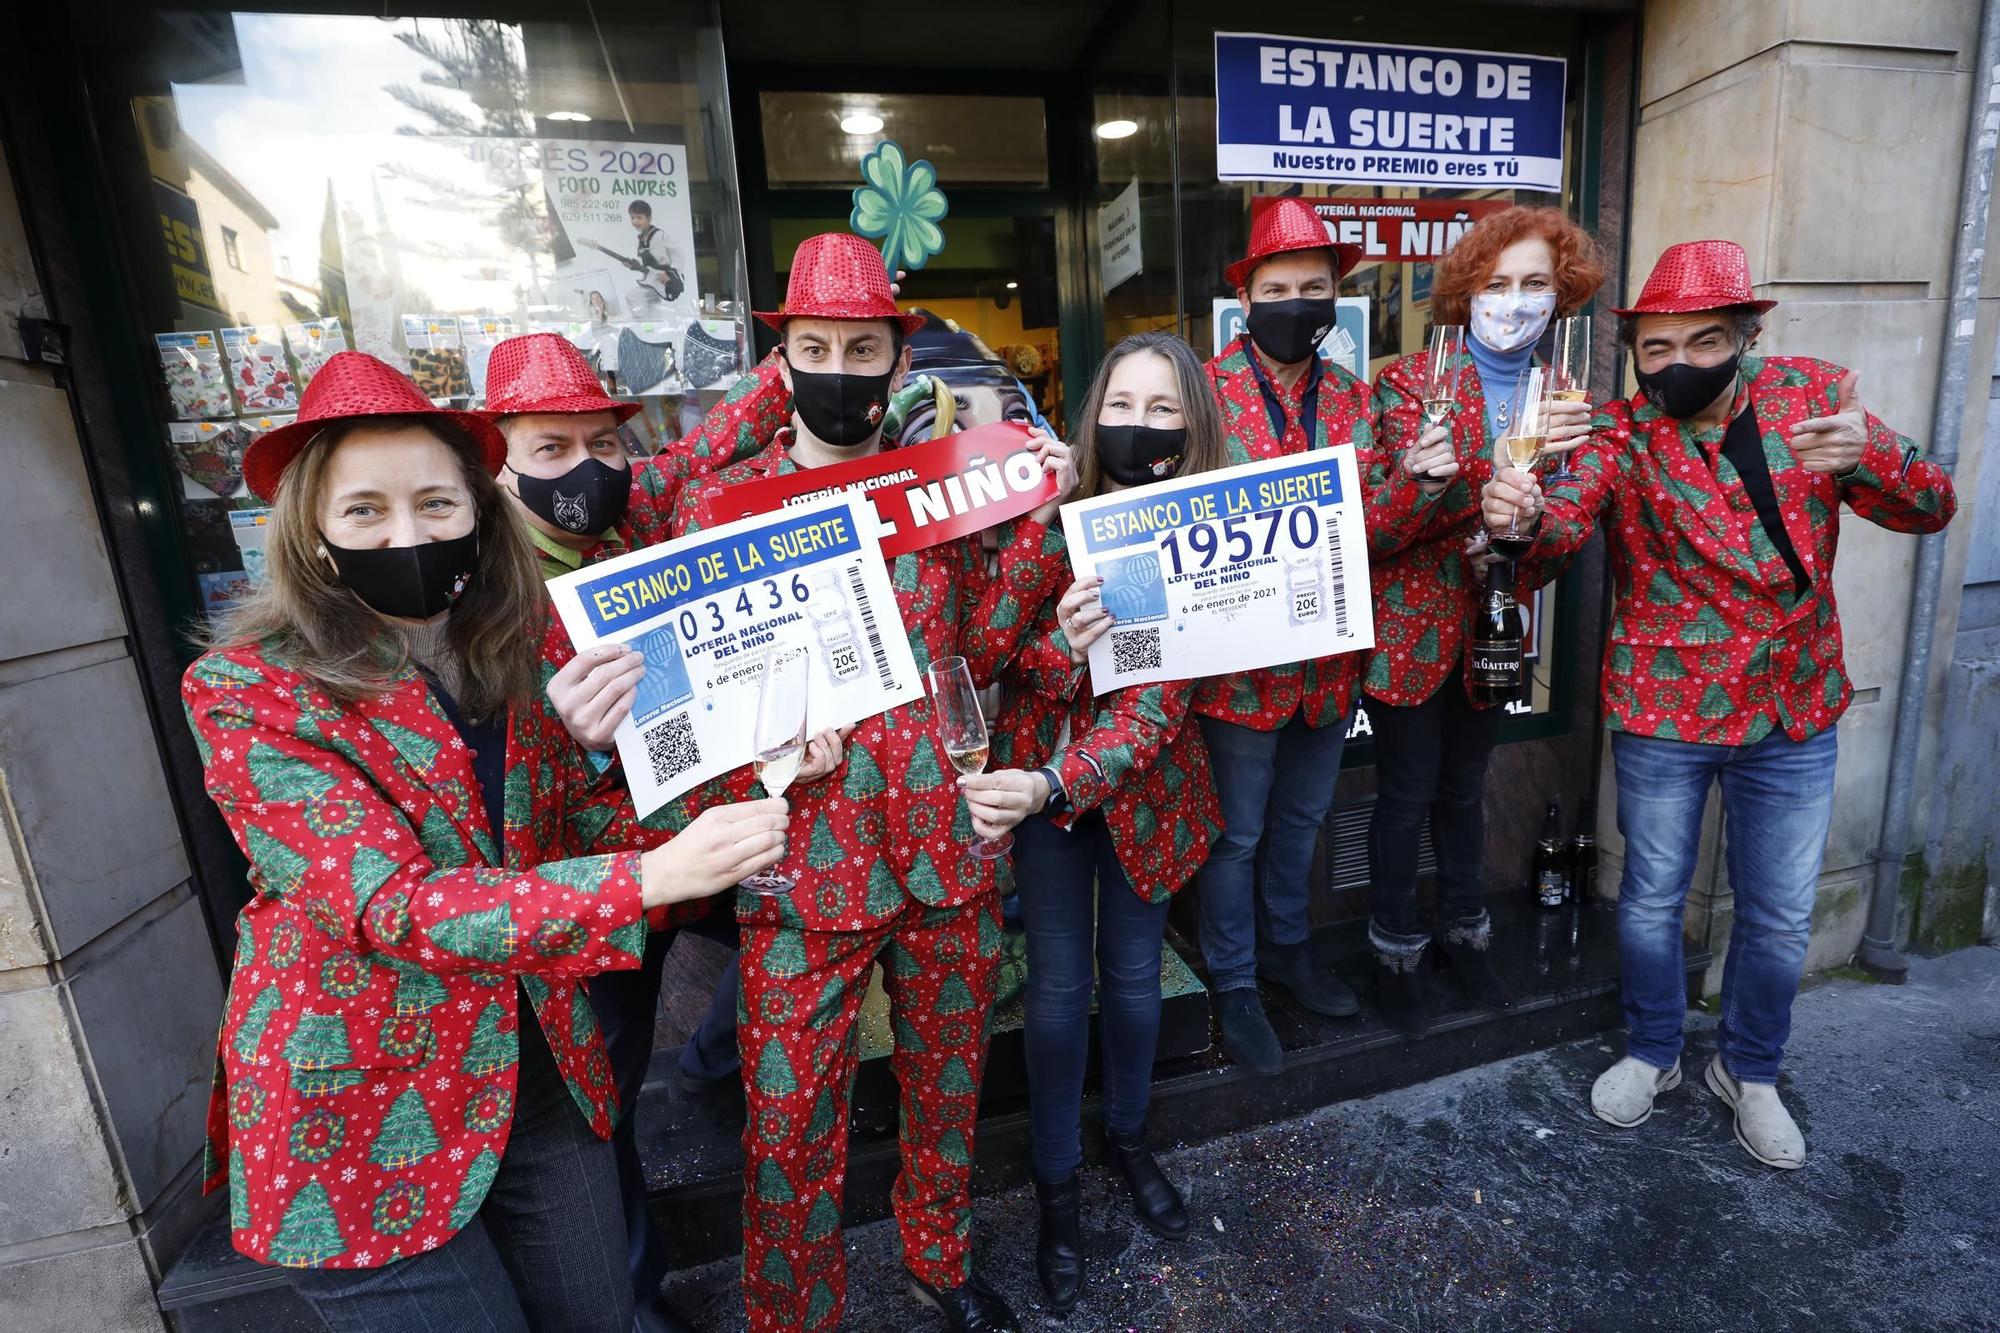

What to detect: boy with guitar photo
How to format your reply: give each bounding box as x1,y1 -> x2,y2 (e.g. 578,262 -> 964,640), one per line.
578,199 -> 687,309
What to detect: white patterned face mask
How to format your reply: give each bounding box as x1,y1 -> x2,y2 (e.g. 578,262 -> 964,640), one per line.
1470,290 -> 1556,353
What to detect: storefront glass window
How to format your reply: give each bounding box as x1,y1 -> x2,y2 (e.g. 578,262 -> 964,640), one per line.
76,4 -> 748,621
1093,90 -> 1178,349
1170,0 -> 1591,727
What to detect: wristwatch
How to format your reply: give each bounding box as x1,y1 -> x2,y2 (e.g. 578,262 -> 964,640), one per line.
1032,766 -> 1069,817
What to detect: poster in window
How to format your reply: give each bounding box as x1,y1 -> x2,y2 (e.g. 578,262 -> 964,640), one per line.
330,138 -> 709,378
538,142 -> 702,323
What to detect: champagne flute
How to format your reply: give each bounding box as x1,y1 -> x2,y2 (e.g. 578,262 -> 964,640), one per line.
741,646 -> 809,896
1490,367 -> 1549,562
1415,324 -> 1465,481
1546,315 -> 1591,484
925,654 -> 1008,860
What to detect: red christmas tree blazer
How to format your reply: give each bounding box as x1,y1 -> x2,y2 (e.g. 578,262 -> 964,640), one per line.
989,570 -> 1223,903
184,645 -> 649,1270
1524,354 -> 1955,744
1366,347 -> 1522,709
1194,333 -> 1440,730
612,431 -> 1068,934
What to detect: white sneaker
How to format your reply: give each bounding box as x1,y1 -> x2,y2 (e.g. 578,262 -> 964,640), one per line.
1591,1055 -> 1682,1128
1705,1056 -> 1806,1170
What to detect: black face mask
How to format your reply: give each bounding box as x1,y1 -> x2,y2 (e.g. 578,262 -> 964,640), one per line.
1246,296 -> 1338,367
1096,424 -> 1188,487
788,363 -> 895,447
508,457 -> 631,536
1635,353 -> 1741,420
323,529 -> 480,621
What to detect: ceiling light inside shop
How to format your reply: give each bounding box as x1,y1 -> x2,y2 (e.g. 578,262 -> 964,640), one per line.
545,110 -> 591,122
1006,281 -> 1019,289
1095,119 -> 1138,140
840,112 -> 885,135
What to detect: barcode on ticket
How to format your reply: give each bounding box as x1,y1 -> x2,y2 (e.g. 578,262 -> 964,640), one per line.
1323,511 -> 1350,637
846,565 -> 896,690
1111,627 -> 1163,674
643,712 -> 701,787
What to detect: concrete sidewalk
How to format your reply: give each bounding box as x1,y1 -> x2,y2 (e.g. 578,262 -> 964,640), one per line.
664,947 -> 2000,1331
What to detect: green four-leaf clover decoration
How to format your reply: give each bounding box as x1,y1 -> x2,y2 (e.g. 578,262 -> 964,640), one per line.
850,140 -> 948,273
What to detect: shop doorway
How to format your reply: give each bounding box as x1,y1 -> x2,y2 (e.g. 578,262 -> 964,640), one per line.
730,78 -> 1105,432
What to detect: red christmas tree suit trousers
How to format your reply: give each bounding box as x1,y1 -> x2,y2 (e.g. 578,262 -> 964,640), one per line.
735,893 -> 1001,1332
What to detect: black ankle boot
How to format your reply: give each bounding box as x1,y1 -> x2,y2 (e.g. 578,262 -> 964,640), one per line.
1033,1174 -> 1085,1313
1375,959 -> 1431,1038
909,1270 -> 1022,1332
1439,912 -> 1514,1010
1214,989 -> 1283,1075
1105,1127 -> 1189,1240
1370,922 -> 1431,1039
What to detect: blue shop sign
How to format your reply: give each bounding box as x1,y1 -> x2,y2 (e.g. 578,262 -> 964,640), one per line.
1214,32 -> 1566,191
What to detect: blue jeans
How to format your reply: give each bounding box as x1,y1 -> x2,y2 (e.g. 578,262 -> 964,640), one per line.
293,995 -> 632,1331
1195,712 -> 1349,992
1612,727 -> 1838,1084
1015,812 -> 1173,1181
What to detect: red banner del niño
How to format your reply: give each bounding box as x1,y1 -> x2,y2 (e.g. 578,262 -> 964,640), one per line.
702,421 -> 1058,559
1250,195 -> 1510,264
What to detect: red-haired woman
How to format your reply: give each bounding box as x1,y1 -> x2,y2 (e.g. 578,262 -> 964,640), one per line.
1364,206 -> 1606,1035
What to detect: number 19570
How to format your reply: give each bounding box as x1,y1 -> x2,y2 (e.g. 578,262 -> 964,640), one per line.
1159,504 -> 1320,576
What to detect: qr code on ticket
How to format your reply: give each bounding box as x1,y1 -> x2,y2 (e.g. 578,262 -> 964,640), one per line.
643,712 -> 701,787
1111,627 -> 1163,674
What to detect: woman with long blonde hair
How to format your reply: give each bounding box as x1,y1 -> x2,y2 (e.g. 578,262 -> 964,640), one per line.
184,351 -> 786,1330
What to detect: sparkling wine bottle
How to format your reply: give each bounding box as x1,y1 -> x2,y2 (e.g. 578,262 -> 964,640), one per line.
1533,800 -> 1568,909
1469,558 -> 1524,706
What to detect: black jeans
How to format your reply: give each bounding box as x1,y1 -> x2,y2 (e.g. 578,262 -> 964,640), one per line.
1365,666 -> 1504,937
589,923 -> 740,1313
293,993 -> 633,1332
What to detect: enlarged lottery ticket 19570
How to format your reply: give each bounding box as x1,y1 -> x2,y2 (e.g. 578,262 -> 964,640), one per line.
1058,449 -> 1375,695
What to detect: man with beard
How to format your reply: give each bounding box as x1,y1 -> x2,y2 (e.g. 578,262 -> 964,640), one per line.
1480,240 -> 1956,1168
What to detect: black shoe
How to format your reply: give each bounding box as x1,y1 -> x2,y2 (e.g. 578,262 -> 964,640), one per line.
1438,920 -> 1514,1011
909,1271 -> 1021,1332
1215,989 -> 1283,1075
1033,1174 -> 1085,1313
1374,958 -> 1431,1039
1106,1128 -> 1189,1240
1257,940 -> 1361,1018
633,1295 -> 701,1333
676,1067 -> 738,1093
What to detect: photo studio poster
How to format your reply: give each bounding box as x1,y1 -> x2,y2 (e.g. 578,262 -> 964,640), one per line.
330,136 -> 703,368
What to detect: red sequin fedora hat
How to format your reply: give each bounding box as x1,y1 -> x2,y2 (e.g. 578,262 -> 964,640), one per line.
1225,197 -> 1366,290
242,350 -> 509,502
1611,239 -> 1778,317
754,232 -> 926,336
481,332 -> 643,424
